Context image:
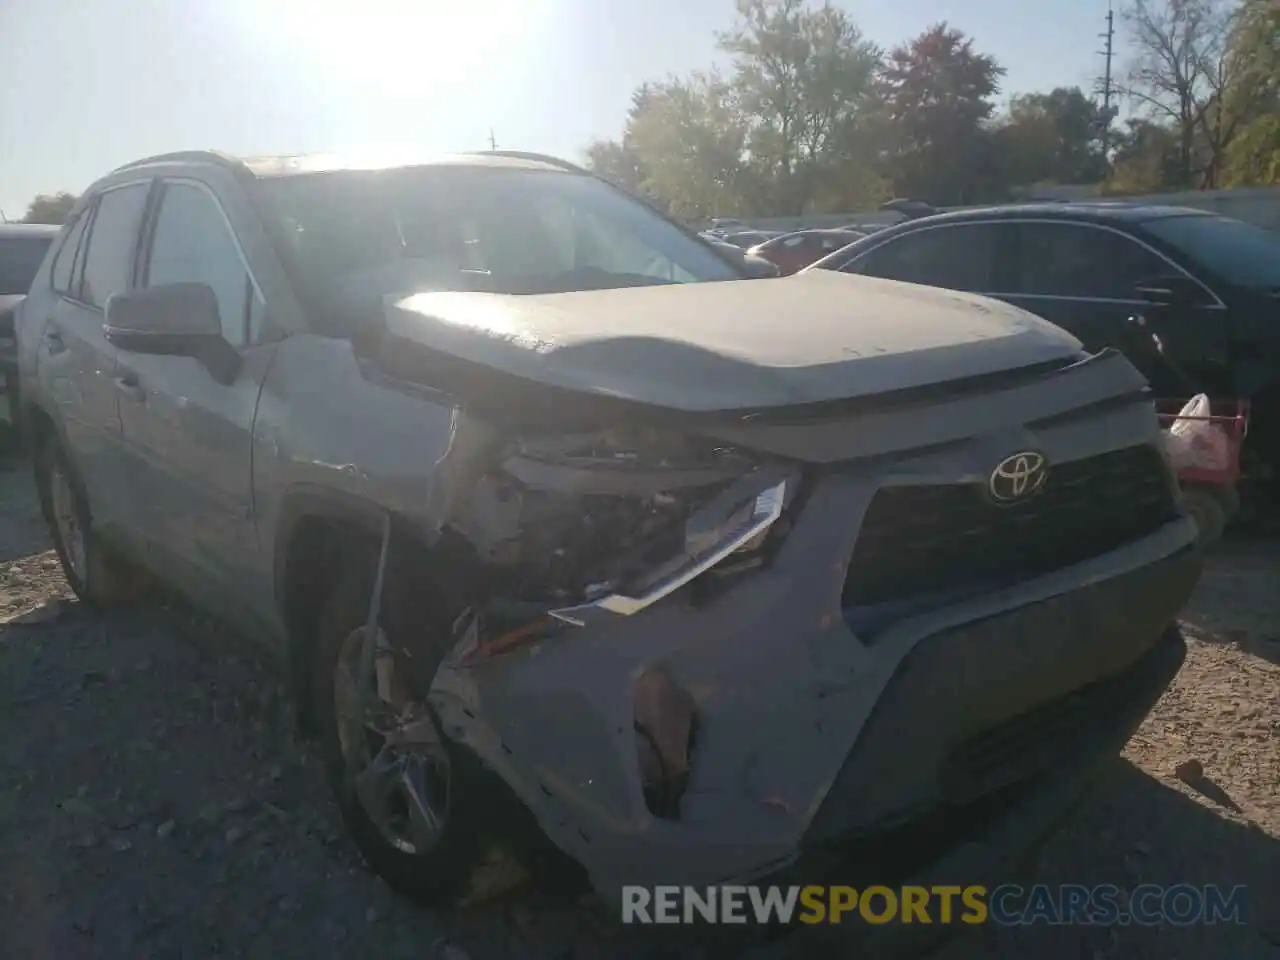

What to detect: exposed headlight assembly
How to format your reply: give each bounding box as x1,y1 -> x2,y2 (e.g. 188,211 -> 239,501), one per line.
548,477 -> 788,626
462,427 -> 798,629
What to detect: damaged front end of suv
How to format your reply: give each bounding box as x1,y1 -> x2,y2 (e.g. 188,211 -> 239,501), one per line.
313,273 -> 1201,927
443,425 -> 800,818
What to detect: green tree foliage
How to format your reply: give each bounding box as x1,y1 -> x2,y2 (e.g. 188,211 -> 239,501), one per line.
623,71 -> 754,220
996,88 -> 1111,187
584,85 -> 660,201
21,192 -> 78,224
1115,0 -> 1280,187
581,0 -> 1276,216
587,0 -> 892,216
1221,0 -> 1280,184
717,0 -> 884,213
1105,119 -> 1186,192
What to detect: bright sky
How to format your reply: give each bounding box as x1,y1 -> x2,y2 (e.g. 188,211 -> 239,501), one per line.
0,0 -> 1117,219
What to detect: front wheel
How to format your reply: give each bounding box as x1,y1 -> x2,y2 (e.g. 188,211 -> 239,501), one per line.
312,564 -> 483,904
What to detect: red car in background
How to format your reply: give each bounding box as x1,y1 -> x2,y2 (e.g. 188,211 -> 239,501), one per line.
748,228 -> 867,274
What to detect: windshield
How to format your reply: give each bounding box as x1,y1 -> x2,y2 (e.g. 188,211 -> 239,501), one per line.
1142,214 -> 1280,291
254,166 -> 740,312
0,235 -> 55,295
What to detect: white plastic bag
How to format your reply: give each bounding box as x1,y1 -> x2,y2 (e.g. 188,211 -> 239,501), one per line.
1164,393 -> 1230,471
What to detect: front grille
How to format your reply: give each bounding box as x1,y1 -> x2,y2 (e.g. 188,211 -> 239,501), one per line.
843,445 -> 1178,609
938,627 -> 1184,802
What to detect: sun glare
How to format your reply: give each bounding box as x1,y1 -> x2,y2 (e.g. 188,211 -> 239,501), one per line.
240,0 -> 539,96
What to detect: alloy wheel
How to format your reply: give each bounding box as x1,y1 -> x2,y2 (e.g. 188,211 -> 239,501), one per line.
332,626 -> 452,855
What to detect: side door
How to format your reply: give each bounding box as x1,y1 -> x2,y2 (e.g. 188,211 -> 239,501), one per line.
37,183 -> 152,544
115,178 -> 275,617
1006,222 -> 1231,394
839,222 -> 1011,294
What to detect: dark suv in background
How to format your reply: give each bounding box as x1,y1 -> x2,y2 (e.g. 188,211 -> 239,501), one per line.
810,203 -> 1280,489
0,223 -> 60,442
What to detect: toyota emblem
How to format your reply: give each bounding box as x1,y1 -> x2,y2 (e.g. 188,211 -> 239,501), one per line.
988,451 -> 1049,504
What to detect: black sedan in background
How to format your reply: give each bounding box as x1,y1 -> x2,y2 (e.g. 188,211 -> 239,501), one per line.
808,203 -> 1280,485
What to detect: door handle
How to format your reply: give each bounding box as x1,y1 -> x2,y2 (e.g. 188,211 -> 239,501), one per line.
43,329 -> 67,356
113,373 -> 146,402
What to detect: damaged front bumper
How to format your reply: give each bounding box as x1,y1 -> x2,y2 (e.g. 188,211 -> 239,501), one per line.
426,444 -> 1202,905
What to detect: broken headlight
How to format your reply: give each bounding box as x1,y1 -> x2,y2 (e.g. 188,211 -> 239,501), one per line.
453,426 -> 797,630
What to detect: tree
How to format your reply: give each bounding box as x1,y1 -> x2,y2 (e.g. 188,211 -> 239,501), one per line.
22,192 -> 78,224
878,23 -> 1005,205
1104,118 -> 1184,192
1118,0 -> 1267,188
1222,114 -> 1280,184
585,0 -> 888,217
997,87 -> 1110,187
584,138 -> 649,197
1220,0 -> 1280,185
585,85 -> 658,199
622,72 -> 754,220
717,0 -> 884,214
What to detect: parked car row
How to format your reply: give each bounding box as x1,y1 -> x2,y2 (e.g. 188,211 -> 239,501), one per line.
746,227 -> 867,274
10,150 -> 1206,957
807,201 -> 1280,496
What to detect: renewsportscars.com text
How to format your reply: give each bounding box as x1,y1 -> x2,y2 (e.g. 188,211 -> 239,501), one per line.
621,883 -> 1249,927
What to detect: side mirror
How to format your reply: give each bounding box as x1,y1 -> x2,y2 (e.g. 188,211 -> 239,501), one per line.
1134,275 -> 1202,308
103,283 -> 241,385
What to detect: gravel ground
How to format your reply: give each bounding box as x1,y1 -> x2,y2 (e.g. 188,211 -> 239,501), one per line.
0,460 -> 1276,960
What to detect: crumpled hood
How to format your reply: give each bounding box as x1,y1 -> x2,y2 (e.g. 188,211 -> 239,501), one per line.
380,270 -> 1082,412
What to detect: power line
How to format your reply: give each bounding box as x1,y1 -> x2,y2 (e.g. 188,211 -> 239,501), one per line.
1095,2 -> 1118,164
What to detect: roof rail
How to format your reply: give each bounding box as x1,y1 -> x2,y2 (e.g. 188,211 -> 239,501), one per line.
109,150 -> 250,177
471,150 -> 590,176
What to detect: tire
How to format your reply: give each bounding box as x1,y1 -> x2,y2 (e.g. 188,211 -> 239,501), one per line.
34,434 -> 146,605
1214,484 -> 1241,524
1181,485 -> 1227,546
311,559 -> 484,904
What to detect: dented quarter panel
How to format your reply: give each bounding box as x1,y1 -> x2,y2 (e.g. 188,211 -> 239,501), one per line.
253,334 -> 499,610
426,371 -> 1199,902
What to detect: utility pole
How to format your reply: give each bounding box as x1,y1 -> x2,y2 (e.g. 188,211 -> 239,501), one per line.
488,129 -> 498,151
1095,2 -> 1117,166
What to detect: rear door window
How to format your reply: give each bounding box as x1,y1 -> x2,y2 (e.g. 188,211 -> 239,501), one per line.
1013,223 -> 1175,302
51,210 -> 92,298
79,183 -> 151,308
846,224 -> 1001,292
